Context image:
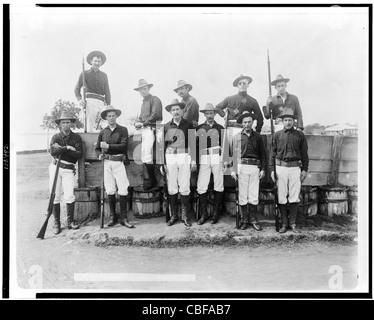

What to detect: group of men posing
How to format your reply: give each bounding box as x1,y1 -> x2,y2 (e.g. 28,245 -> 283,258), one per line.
49,50 -> 308,235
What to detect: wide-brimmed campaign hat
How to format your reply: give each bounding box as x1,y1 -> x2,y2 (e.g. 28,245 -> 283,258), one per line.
199,103 -> 217,113
271,74 -> 290,86
173,80 -> 193,93
233,74 -> 253,87
101,105 -> 122,120
134,79 -> 154,91
87,51 -> 107,65
55,112 -> 77,125
236,110 -> 258,124
278,109 -> 297,119
165,98 -> 185,112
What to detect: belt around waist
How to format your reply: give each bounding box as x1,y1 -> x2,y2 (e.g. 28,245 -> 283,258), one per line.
227,121 -> 242,128
240,158 -> 260,165
86,93 -> 105,102
53,159 -> 75,170
166,148 -> 188,154
200,148 -> 221,155
276,159 -> 300,167
103,154 -> 124,161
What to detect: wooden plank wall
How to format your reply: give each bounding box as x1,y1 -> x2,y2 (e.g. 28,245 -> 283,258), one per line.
78,133 -> 358,188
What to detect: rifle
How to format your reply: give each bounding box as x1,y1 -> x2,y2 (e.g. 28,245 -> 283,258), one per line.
162,164 -> 170,223
267,50 -> 280,232
100,156 -> 105,228
82,55 -> 87,133
235,175 -> 240,229
36,155 -> 62,239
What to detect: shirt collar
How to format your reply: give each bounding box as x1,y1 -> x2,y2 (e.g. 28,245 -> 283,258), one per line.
277,91 -> 288,99
284,126 -> 295,133
143,94 -> 153,102
171,118 -> 184,126
204,120 -> 217,127
90,67 -> 101,73
241,128 -> 253,136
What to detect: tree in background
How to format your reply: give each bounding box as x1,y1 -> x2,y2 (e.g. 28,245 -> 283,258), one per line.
41,99 -> 83,131
41,99 -> 83,151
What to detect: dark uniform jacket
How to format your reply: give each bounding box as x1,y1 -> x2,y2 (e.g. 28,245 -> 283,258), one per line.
95,124 -> 128,157
50,130 -> 83,164
270,127 -> 309,172
215,92 -> 264,133
74,68 -> 111,104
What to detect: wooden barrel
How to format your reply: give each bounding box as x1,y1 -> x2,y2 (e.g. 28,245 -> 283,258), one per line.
298,186 -> 318,216
348,185 -> 358,215
132,186 -> 161,218
318,186 -> 349,217
74,187 -> 99,222
258,188 -> 276,219
224,187 -> 237,217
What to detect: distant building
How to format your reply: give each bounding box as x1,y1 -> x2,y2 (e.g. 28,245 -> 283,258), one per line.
324,124 -> 358,136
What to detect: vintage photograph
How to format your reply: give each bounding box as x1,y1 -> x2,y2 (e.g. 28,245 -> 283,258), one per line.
8,4 -> 370,299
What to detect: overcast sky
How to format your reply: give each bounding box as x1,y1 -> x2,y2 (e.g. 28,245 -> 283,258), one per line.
10,6 -> 368,135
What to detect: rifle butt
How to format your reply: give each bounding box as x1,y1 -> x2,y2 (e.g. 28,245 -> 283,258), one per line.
36,213 -> 51,239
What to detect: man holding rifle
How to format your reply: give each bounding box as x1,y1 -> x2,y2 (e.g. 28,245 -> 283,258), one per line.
74,50 -> 111,132
230,111 -> 266,231
49,113 -> 83,234
270,109 -> 309,233
263,74 -> 304,131
95,105 -> 134,228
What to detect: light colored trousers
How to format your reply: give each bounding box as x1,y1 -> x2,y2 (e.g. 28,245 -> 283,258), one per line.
140,126 -> 155,164
49,162 -> 76,204
276,165 -> 301,204
85,98 -> 107,132
197,153 -> 224,194
238,164 -> 260,206
104,160 -> 129,196
166,153 -> 191,196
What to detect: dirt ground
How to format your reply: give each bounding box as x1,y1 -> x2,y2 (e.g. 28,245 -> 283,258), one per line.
14,152 -> 360,292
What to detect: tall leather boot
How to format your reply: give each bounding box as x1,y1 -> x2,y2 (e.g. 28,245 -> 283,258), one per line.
143,163 -> 156,190
249,204 -> 262,231
119,195 -> 134,228
66,202 -> 79,230
197,193 -> 209,225
53,203 -> 61,235
211,191 -> 224,224
167,194 -> 179,226
107,194 -> 118,227
240,205 -> 249,230
181,195 -> 192,227
288,202 -> 300,233
278,203 -> 288,233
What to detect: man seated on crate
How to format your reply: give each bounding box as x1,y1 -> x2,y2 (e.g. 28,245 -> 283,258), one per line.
270,109 -> 309,233
95,105 -> 134,228
49,113 -> 83,234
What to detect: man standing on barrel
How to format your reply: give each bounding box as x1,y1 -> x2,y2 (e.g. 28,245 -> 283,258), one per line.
161,99 -> 197,227
270,109 -> 309,233
74,50 -> 111,132
263,74 -> 304,131
215,75 -> 264,166
230,111 -> 266,231
95,105 -> 134,228
196,103 -> 225,225
174,80 -> 200,128
49,113 -> 83,234
134,79 -> 163,190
